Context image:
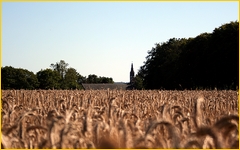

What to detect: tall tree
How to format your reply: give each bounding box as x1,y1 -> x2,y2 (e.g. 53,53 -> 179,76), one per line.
50,60 -> 69,80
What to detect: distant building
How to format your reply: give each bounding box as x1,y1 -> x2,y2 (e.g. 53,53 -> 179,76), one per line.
127,63 -> 135,90
130,63 -> 135,84
81,63 -> 135,90
81,83 -> 128,90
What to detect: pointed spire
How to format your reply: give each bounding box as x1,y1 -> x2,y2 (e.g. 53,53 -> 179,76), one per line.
130,62 -> 135,84
130,62 -> 134,74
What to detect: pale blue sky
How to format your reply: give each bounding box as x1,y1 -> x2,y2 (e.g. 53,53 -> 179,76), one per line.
2,2 -> 238,82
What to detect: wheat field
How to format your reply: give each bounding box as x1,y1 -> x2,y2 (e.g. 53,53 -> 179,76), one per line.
1,89 -> 239,148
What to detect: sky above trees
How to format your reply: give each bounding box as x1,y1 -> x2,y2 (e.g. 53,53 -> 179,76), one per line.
2,2 -> 238,82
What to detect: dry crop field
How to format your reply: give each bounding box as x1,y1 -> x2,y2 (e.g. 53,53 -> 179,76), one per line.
1,89 -> 239,148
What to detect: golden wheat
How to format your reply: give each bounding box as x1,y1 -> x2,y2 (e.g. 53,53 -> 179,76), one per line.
1,89 -> 239,148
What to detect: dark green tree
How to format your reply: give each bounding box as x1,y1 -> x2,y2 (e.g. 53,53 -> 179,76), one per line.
208,21 -> 239,89
138,21 -> 239,90
141,38 -> 187,89
1,66 -> 39,89
63,68 -> 82,89
134,74 -> 144,90
86,74 -> 114,83
77,73 -> 87,84
1,66 -> 17,89
99,76 -> 114,83
87,74 -> 98,83
36,69 -> 61,89
2,60 -> 116,90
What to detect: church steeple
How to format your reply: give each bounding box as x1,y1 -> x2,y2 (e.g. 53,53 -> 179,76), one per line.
130,63 -> 135,84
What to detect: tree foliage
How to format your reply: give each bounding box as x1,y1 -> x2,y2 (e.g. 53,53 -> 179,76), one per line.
2,66 -> 39,89
133,74 -> 144,90
138,21 -> 239,90
50,60 -> 68,80
36,69 -> 61,89
63,68 -> 82,89
86,74 -> 114,83
2,60 -> 115,90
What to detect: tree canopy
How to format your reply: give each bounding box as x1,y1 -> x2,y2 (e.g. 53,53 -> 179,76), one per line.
36,69 -> 61,89
1,60 -> 115,90
2,66 -> 39,90
138,21 -> 239,90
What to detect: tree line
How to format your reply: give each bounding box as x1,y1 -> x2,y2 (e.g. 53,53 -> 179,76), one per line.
1,60 -> 114,90
136,21 -> 239,90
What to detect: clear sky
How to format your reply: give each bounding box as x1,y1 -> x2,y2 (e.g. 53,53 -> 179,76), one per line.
2,2 -> 238,82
